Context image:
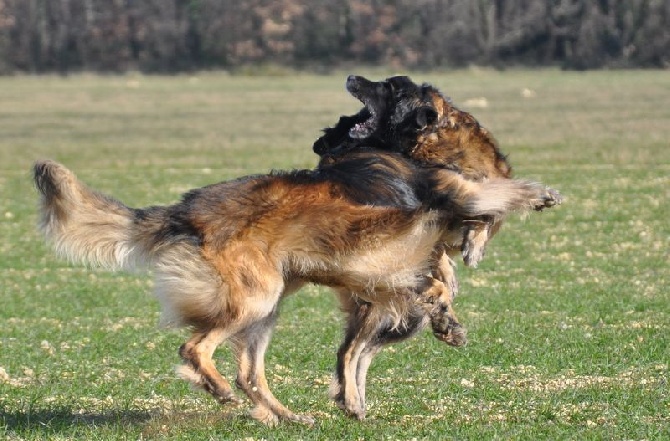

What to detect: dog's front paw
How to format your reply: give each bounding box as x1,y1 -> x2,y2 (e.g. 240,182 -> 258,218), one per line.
534,187 -> 563,211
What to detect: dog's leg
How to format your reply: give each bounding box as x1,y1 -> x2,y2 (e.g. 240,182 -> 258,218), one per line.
353,305 -> 428,412
330,290 -> 360,410
232,314 -> 315,427
431,251 -> 459,299
432,170 -> 562,219
177,328 -> 244,405
461,219 -> 491,267
353,345 -> 381,411
331,296 -> 380,420
333,296 -> 429,420
341,320 -> 377,420
429,249 -> 467,343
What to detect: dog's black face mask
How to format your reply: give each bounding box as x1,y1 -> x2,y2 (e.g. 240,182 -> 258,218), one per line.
313,75 -> 439,157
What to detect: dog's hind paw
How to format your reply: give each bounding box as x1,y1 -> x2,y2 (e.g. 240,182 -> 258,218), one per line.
251,405 -> 315,427
214,390 -> 245,406
429,304 -> 467,347
288,413 -> 316,426
433,322 -> 468,347
175,364 -> 244,406
251,405 -> 280,426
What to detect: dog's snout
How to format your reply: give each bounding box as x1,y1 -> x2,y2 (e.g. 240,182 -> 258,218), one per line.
346,75 -> 361,90
346,75 -> 373,90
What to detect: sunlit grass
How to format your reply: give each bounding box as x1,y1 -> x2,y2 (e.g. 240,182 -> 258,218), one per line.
1,69 -> 668,440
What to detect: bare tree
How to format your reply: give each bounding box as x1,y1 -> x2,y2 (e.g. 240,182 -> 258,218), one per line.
0,0 -> 667,73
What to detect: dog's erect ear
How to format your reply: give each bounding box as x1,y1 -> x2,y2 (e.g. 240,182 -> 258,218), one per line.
386,76 -> 414,92
415,106 -> 438,129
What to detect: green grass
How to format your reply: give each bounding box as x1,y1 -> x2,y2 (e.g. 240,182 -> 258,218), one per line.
1,69 -> 668,440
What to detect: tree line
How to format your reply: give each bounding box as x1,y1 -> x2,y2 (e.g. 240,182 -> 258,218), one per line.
0,0 -> 668,74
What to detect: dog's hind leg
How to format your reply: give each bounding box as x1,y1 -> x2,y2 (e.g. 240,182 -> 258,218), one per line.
353,305 -> 428,411
233,314 -> 315,426
332,294 -> 426,420
178,328 -> 244,405
330,294 -> 373,419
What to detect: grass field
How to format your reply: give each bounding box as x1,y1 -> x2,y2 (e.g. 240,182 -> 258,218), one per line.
0,69 -> 668,440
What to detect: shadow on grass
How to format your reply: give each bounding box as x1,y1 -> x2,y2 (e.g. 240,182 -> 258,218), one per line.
0,406 -> 152,433
0,405 -> 240,437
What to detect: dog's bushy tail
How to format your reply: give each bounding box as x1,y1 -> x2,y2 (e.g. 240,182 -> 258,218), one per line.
33,160 -> 168,271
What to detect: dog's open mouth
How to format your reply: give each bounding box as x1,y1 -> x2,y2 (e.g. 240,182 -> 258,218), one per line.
346,75 -> 387,139
349,108 -> 377,139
